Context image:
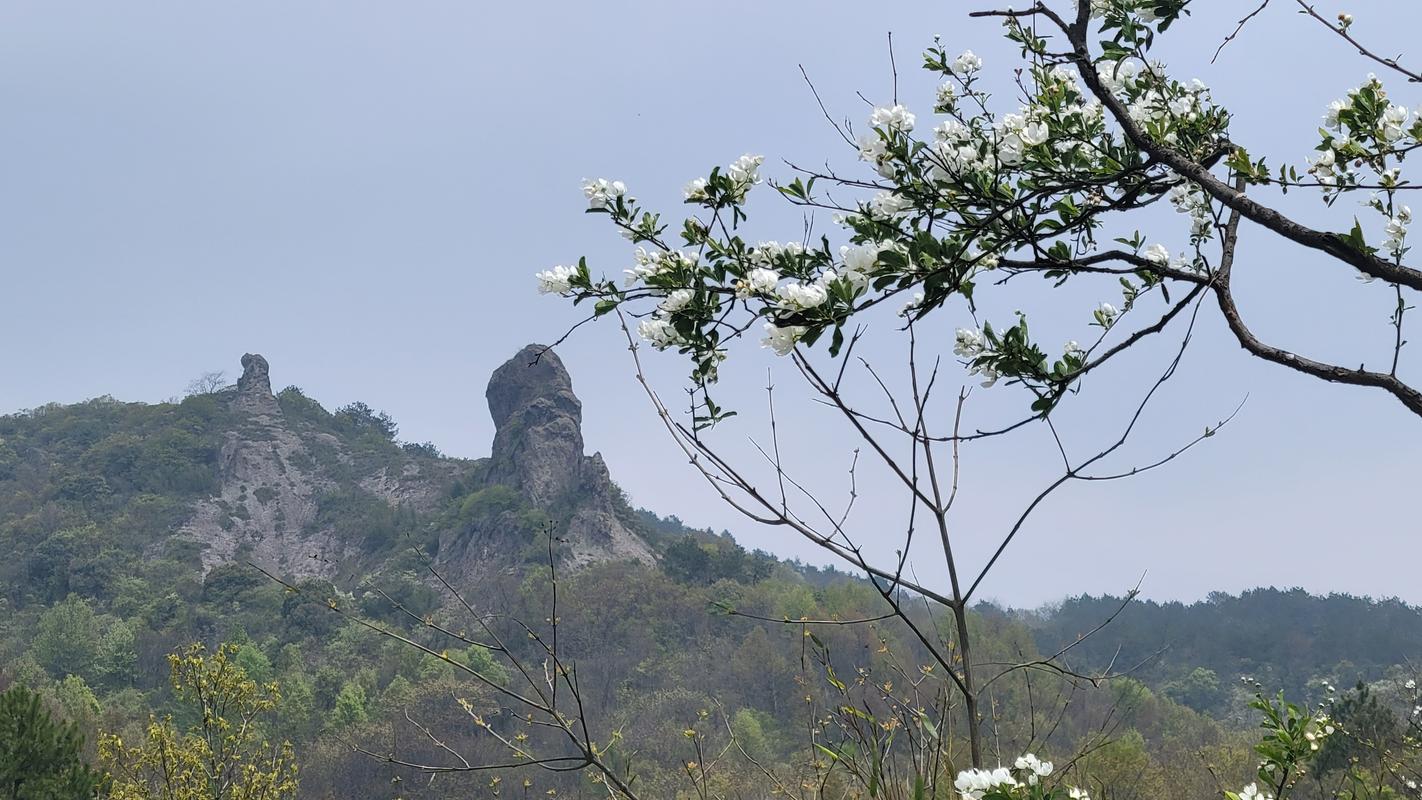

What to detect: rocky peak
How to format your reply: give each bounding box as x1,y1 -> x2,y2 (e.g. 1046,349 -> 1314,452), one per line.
487,345 -> 582,434
476,344 -> 654,567
233,353 -> 280,416
486,345 -> 584,507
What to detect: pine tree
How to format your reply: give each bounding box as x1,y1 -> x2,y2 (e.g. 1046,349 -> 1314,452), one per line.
0,685 -> 104,800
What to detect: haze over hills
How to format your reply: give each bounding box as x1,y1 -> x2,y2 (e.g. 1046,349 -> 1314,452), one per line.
2,344 -> 1420,797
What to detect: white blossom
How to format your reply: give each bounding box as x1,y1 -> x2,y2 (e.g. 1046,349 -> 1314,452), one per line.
935,82 -> 956,112
1308,147 -> 1338,185
728,153 -> 763,182
1384,215 -> 1408,258
1169,180 -> 1215,238
1014,753 -> 1054,785
953,767 -> 1017,800
951,50 -> 984,77
1020,120 -> 1050,147
1324,97 -> 1352,129
683,177 -> 709,201
935,118 -> 971,144
725,153 -> 764,201
761,322 -> 806,356
751,241 -> 804,267
739,267 -> 781,298
659,288 -> 695,313
1097,58 -> 1142,94
841,242 -> 882,273
777,281 -> 829,311
928,140 -> 987,180
1382,103 -> 1410,142
1144,243 -> 1171,264
869,104 -> 916,133
996,132 -> 1026,166
869,190 -> 914,219
819,266 -> 868,293
582,177 -> 626,210
858,133 -> 896,177
638,317 -> 682,349
954,327 -> 987,358
624,247 -> 695,287
901,290 -> 926,317
1050,63 -> 1079,86
535,265 -> 578,295
1096,301 -> 1120,327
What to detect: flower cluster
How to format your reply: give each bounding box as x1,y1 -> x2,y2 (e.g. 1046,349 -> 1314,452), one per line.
954,328 -> 998,387
684,153 -> 765,207
582,178 -> 626,210
1168,178 -> 1214,242
536,264 -> 579,295
625,247 -> 696,288
1013,753 -> 1054,785
761,322 -> 806,356
952,753 -> 1085,800
1310,76 -> 1422,197
637,317 -> 682,350
1384,205 -> 1411,260
953,766 -> 1017,800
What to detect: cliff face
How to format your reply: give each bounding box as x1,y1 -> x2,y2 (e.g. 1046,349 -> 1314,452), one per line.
176,345 -> 652,584
477,345 -> 654,567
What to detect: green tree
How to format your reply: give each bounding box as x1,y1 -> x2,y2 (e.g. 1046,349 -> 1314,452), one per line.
456,645 -> 509,686
1316,682 -> 1403,776
92,621 -> 137,690
1161,667 -> 1223,713
330,682 -> 368,730
100,643 -> 298,800
0,685 -> 104,800
231,644 -> 272,685
30,595 -> 100,680
48,676 -> 100,752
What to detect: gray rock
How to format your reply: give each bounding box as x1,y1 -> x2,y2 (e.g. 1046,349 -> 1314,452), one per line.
486,345 -> 584,506
179,346 -> 652,586
479,344 -> 654,566
233,353 -> 281,416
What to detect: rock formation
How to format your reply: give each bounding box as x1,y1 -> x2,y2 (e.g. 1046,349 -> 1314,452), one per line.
232,352 -> 281,416
469,344 -> 654,568
485,345 -> 585,506
177,347 -> 653,582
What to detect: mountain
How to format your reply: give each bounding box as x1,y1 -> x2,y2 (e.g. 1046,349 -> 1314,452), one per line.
0,345 -> 665,607
2,345 -> 1419,799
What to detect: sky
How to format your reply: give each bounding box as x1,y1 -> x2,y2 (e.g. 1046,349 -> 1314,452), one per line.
2,1 -> 1420,608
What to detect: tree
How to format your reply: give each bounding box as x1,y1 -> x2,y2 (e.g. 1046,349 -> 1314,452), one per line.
544,2 -> 1422,420
100,643 -> 298,800
0,685 -> 104,800
334,402 -> 397,441
539,0 -> 1422,785
30,595 -> 99,680
93,621 -> 137,690
329,681 -> 368,730
1315,682 -> 1402,776
1161,666 -> 1223,713
184,371 -> 231,397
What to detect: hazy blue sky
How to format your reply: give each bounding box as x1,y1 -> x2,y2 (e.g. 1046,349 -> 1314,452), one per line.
3,1 -> 1419,607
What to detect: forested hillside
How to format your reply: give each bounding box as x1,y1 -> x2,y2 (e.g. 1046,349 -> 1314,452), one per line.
1,346 -> 1417,798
